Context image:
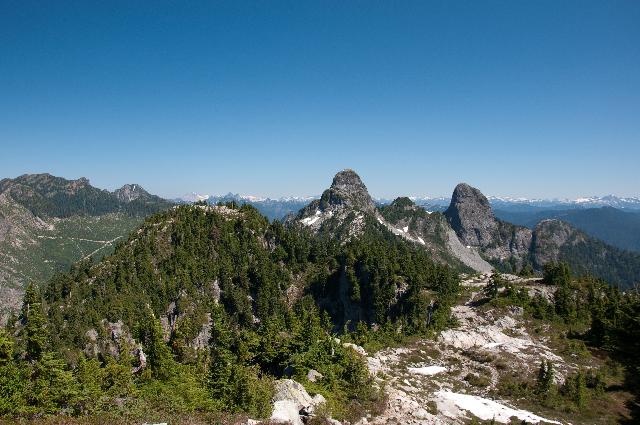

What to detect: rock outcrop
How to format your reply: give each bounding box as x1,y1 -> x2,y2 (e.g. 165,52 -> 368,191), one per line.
271,379 -> 327,425
445,183 -> 499,248
445,183 -> 532,270
530,219 -> 581,266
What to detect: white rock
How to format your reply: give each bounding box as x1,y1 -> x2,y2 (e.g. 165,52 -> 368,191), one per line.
343,342 -> 367,356
271,399 -> 303,425
273,379 -> 314,409
311,393 -> 326,405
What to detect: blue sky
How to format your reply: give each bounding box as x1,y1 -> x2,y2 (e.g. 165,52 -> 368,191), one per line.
1,1 -> 639,199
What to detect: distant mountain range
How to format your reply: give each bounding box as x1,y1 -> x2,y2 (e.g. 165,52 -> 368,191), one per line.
495,206 -> 640,253
2,171 -> 639,324
174,192 -> 640,219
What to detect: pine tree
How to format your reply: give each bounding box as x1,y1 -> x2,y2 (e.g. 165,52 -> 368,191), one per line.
484,271 -> 503,299
21,284 -> 48,361
138,308 -> 174,380
208,305 -> 236,408
572,370 -> 588,409
0,329 -> 12,366
536,359 -> 555,400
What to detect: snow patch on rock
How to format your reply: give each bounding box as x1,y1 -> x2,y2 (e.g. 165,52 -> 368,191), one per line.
434,390 -> 562,424
408,365 -> 447,376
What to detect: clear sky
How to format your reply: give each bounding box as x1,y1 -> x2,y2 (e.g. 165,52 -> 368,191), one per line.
1,1 -> 639,199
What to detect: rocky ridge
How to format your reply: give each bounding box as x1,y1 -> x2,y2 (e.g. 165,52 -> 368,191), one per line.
288,171 -> 640,287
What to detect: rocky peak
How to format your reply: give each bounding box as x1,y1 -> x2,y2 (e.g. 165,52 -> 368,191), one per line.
320,169 -> 375,213
290,169 -> 376,235
113,184 -> 151,203
445,183 -> 499,247
390,197 -> 417,209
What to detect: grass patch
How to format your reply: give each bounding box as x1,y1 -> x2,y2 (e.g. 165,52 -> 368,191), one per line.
465,373 -> 490,388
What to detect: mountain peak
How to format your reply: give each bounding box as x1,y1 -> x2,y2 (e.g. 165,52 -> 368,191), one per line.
322,169 -> 375,212
290,169 -> 375,233
445,183 -> 498,247
113,184 -> 151,202
331,168 -> 363,188
450,183 -> 492,211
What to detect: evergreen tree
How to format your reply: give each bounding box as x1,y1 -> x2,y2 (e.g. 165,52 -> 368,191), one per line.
208,305 -> 235,408
0,329 -> 12,366
484,271 -> 503,299
535,359 -> 555,401
137,309 -> 174,380
21,284 -> 48,361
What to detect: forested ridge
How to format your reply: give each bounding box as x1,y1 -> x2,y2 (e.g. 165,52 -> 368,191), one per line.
0,202 -> 460,421
0,173 -> 172,218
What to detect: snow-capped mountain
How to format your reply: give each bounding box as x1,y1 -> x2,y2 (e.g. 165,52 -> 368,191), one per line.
384,195 -> 640,211
487,195 -> 640,210
174,190 -> 640,218
174,192 -> 210,203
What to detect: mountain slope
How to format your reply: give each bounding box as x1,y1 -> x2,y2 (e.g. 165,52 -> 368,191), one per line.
444,183 -> 640,287
0,173 -> 171,218
495,206 -> 640,253
0,174 -> 172,322
531,219 -> 640,286
45,202 -> 460,354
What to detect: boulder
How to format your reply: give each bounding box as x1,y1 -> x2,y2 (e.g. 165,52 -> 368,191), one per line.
271,400 -> 303,425
273,379 -> 314,409
271,379 -> 327,424
307,369 -> 324,383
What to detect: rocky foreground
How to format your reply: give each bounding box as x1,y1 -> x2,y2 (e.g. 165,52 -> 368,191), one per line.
265,274 -> 584,425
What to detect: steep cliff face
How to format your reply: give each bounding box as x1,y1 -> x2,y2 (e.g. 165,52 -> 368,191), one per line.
444,183 -> 532,270
445,183 -> 499,247
442,183 -> 640,286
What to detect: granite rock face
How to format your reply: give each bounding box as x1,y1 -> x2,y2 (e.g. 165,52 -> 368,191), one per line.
322,168 -> 377,213
445,183 -> 532,269
445,183 -> 499,248
531,219 -> 584,267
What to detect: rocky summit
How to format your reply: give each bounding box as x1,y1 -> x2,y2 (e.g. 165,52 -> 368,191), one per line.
290,169 -> 378,236
113,183 -> 153,203
324,168 -> 377,213
445,183 -> 501,247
